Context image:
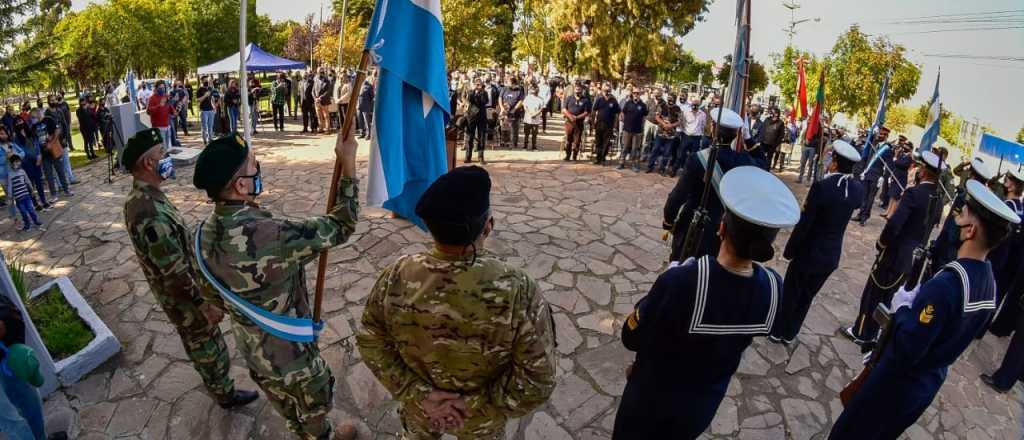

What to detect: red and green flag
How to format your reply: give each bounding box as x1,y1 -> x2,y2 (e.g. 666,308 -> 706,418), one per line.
804,68 -> 826,142
793,57 -> 808,120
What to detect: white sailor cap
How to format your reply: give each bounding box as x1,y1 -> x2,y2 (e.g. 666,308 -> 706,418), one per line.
708,107 -> 744,130
1008,166 -> 1024,183
720,166 -> 800,228
965,180 -> 1021,224
916,150 -> 944,171
831,140 -> 860,162
971,157 -> 995,181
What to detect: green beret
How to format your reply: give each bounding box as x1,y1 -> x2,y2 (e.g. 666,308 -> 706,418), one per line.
121,128 -> 162,170
194,134 -> 250,198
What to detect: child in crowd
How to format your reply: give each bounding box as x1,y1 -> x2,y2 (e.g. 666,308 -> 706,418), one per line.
8,155 -> 42,232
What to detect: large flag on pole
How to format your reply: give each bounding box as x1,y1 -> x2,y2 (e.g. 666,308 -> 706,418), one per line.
724,0 -> 750,113
125,70 -> 137,108
919,69 -> 941,153
860,69 -> 891,162
365,0 -> 451,230
793,58 -> 808,120
803,67 -> 826,142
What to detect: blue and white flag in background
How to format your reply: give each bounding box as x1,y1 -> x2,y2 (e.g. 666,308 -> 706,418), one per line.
364,0 -> 451,230
860,69 -> 890,163
919,69 -> 941,153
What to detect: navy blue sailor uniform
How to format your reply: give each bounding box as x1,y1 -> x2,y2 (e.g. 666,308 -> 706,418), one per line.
887,150 -> 912,201
855,142 -> 894,222
852,181 -> 938,342
664,147 -> 766,261
928,186 -> 968,277
613,255 -> 782,440
830,258 -> 997,439
988,198 -> 1024,336
772,172 -> 865,341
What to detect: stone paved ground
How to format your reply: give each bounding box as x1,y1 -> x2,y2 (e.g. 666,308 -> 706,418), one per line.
5,119 -> 1022,440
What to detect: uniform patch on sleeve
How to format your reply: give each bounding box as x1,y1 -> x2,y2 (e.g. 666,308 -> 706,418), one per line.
145,226 -> 160,243
626,309 -> 640,330
919,304 -> 935,325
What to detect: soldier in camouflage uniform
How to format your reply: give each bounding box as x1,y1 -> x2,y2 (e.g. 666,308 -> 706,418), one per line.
121,128 -> 258,408
192,133 -> 360,440
356,166 -> 557,440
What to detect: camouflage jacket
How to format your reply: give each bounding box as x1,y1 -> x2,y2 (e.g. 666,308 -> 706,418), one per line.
197,177 -> 359,379
124,180 -> 224,317
356,248 -> 557,423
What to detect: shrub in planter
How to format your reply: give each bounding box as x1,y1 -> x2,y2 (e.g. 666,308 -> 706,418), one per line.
25,285 -> 95,361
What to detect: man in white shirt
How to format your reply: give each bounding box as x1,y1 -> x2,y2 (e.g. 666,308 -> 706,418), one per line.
676,96 -> 706,175
521,85 -> 545,151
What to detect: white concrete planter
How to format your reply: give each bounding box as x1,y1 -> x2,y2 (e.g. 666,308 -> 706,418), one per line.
27,277 -> 121,395
0,253 -> 60,396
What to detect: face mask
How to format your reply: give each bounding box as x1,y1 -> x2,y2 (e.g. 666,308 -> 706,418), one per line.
158,157 -> 176,180
238,162 -> 263,197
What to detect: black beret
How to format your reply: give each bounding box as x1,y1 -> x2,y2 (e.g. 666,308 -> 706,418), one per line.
194,134 -> 249,197
415,166 -> 491,245
121,128 -> 162,170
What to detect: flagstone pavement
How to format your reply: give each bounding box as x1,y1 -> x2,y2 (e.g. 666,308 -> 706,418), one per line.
4,120 -> 1022,440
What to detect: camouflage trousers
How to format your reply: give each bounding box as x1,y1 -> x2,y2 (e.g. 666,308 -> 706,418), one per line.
399,405 -> 504,440
158,298 -> 234,401
249,355 -> 335,440
176,321 -> 235,401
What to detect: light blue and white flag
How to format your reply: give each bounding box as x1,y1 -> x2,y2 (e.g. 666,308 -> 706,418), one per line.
364,0 -> 451,230
919,69 -> 941,153
860,69 -> 890,163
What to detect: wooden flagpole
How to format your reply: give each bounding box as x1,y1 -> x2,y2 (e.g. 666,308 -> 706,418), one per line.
313,50 -> 371,323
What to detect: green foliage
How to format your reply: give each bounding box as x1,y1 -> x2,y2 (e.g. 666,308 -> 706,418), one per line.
716,55 -> 769,94
514,0 -> 559,75
7,260 -> 28,303
27,285 -> 94,360
657,49 -> 713,86
1016,126 -> 1024,144
547,0 -> 711,81
886,105 -> 914,133
0,0 -> 61,89
769,46 -> 820,109
824,26 -> 920,124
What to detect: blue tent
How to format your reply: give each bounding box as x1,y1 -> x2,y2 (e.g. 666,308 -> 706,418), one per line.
197,43 -> 306,75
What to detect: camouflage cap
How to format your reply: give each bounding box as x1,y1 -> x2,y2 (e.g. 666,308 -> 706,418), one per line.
121,128 -> 163,170
194,134 -> 249,198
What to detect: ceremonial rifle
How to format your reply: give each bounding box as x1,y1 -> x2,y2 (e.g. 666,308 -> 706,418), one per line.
841,165 -> 943,406
675,85 -> 728,262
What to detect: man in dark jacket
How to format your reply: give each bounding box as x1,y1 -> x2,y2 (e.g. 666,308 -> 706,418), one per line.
759,107 -> 786,171
591,85 -> 620,165
499,77 -> 525,149
464,79 -> 490,163
76,98 -> 99,159
357,79 -> 375,139
300,72 -> 318,133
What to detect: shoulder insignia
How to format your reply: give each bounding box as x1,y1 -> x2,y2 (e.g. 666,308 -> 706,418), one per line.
626,309 -> 640,330
919,304 -> 935,325
145,226 -> 160,243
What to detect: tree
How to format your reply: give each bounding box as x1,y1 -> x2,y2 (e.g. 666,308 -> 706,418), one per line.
0,0 -> 48,89
716,55 -> 768,94
547,0 -> 711,81
191,0 -> 261,67
769,46 -> 820,109
885,105 -> 915,133
824,26 -> 920,125
514,0 -> 559,75
657,49 -> 713,86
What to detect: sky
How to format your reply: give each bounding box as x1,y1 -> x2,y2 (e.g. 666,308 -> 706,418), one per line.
69,0 -> 1023,137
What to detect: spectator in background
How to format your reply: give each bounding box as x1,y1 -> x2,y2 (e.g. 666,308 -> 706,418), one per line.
647,93 -> 680,176
173,80 -> 190,138
336,74 -> 353,132
76,98 -> 99,160
314,68 -> 332,133
137,83 -> 152,110
271,73 -> 288,132
146,80 -> 174,150
44,97 -> 76,185
291,71 -> 302,120
225,80 -> 241,133
20,112 -> 48,210
0,127 -> 25,222
619,87 -> 648,171
464,79 -> 489,163
197,78 -> 217,144
521,84 -> 544,151
499,77 -> 525,149
56,95 -> 73,151
357,76 -> 375,139
300,72 -> 318,133
35,115 -> 72,199
591,85 -> 620,165
248,77 -> 262,135
1,106 -> 14,135
759,107 -> 786,172
678,96 -> 706,174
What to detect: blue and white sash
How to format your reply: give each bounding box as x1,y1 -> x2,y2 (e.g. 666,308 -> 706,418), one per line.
194,221 -> 322,343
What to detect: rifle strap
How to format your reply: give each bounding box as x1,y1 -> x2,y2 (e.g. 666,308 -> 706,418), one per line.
695,148 -> 725,195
